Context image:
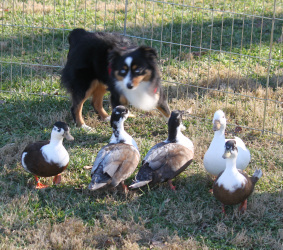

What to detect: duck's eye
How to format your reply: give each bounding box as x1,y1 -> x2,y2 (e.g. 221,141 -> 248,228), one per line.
57,128 -> 61,132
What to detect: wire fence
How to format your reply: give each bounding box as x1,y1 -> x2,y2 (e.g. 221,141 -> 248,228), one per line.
1,0 -> 283,136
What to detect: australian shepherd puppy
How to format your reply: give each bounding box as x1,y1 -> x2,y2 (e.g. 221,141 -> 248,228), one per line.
61,28 -> 170,129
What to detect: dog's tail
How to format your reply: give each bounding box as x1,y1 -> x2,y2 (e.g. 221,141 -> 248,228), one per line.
68,28 -> 87,47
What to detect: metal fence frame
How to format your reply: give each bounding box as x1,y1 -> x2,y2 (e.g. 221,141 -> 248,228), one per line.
1,0 -> 282,136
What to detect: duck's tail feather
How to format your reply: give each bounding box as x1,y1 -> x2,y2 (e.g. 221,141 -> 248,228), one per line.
129,164 -> 153,189
88,182 -> 107,191
129,180 -> 151,189
251,169 -> 263,184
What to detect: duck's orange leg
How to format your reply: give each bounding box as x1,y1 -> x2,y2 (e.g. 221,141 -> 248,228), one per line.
168,180 -> 176,191
239,199 -> 247,213
34,175 -> 48,189
222,204 -> 226,215
53,174 -> 62,185
121,181 -> 129,193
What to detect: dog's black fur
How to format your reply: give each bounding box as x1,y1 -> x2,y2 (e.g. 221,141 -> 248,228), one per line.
61,28 -> 170,128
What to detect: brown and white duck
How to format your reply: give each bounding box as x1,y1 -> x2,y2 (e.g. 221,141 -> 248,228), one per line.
88,106 -> 140,191
129,110 -> 194,190
213,140 -> 262,213
21,121 -> 74,189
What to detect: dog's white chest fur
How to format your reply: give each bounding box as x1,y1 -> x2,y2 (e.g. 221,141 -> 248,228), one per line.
115,81 -> 158,111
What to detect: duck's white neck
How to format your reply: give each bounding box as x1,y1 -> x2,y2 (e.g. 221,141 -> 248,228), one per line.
112,120 -> 126,140
224,157 -> 237,172
166,126 -> 194,151
110,119 -> 138,149
50,133 -> 64,146
175,126 -> 185,142
214,127 -> 225,137
217,155 -> 246,192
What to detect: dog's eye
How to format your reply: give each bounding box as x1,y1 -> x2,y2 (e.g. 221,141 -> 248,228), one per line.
134,68 -> 142,74
119,69 -> 127,75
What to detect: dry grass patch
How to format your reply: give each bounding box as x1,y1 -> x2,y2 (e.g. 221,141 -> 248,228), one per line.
0,211 -> 206,249
79,0 -> 126,13
7,0 -> 53,14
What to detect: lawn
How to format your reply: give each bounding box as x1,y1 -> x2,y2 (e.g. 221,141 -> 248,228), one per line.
0,0 -> 283,249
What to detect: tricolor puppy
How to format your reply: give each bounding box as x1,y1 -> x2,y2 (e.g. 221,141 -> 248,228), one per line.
61,28 -> 170,130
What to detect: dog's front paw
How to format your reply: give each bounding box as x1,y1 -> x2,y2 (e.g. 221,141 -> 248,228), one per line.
80,123 -> 94,132
103,116 -> 111,122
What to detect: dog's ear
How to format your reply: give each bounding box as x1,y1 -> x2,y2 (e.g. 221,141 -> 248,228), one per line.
108,48 -> 121,63
138,46 -> 158,59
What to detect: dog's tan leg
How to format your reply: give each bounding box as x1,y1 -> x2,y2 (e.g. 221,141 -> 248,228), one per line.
92,82 -> 109,121
73,81 -> 97,127
73,98 -> 87,127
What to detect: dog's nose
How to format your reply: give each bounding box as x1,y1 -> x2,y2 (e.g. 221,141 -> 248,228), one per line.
127,82 -> 133,89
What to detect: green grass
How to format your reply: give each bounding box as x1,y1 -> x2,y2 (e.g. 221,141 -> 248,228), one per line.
1,0 -> 283,249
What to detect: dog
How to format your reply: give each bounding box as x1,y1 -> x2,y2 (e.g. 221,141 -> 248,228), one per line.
61,28 -> 171,129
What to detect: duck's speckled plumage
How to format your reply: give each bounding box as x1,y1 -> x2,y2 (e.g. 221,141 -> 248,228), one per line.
88,106 -> 140,191
203,110 -> 250,176
89,143 -> 139,190
130,111 -> 194,189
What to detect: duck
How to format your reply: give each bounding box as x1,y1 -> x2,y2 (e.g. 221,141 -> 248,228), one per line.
88,105 -> 140,192
21,121 -> 74,189
129,110 -> 194,190
203,110 -> 250,176
213,140 -> 262,213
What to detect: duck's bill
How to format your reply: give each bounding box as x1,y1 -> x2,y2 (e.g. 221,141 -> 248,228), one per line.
64,131 -> 74,141
213,120 -> 221,131
222,150 -> 231,159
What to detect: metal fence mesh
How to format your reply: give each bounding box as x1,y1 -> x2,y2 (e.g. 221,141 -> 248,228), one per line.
1,0 -> 283,135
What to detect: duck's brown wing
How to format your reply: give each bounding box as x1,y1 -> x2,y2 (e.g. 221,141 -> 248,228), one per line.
23,140 -> 49,153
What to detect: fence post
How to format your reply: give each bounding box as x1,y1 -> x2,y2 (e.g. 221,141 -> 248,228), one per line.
262,0 -> 276,134
123,0 -> 128,35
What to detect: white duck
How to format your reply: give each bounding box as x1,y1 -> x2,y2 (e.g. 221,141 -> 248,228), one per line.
203,110 -> 250,176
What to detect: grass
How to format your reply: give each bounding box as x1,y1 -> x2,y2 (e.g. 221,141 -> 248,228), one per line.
1,0 -> 283,249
